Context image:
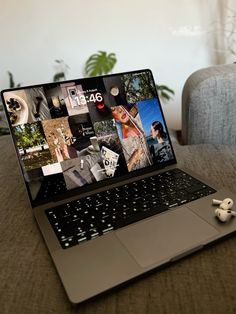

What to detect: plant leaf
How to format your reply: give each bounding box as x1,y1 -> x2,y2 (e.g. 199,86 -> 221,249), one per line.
7,71 -> 15,88
85,51 -> 117,77
53,72 -> 65,82
7,71 -> 21,88
156,84 -> 174,102
156,84 -> 175,95
160,91 -> 171,101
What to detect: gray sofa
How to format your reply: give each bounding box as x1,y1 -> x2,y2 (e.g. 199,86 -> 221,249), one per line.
182,64 -> 236,145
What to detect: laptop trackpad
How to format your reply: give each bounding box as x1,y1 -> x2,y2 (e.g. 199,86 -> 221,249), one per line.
116,207 -> 218,268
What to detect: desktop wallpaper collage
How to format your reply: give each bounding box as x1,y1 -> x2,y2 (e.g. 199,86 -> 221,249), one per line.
3,71 -> 174,202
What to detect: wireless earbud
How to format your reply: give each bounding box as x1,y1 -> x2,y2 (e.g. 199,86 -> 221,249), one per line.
212,198 -> 234,210
212,199 -> 223,205
215,208 -> 236,222
212,198 -> 235,222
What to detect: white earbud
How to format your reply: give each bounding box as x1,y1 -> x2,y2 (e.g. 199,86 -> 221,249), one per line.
212,198 -> 234,210
215,208 -> 236,222
212,199 -> 223,205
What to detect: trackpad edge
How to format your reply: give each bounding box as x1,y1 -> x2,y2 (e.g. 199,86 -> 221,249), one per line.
115,207 -> 219,268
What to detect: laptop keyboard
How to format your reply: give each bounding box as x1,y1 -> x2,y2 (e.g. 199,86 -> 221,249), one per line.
46,168 -> 216,249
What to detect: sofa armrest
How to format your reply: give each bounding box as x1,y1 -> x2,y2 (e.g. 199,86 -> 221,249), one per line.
182,64 -> 236,145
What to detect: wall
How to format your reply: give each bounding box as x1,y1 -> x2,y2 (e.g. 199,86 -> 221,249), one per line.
0,0 -> 232,129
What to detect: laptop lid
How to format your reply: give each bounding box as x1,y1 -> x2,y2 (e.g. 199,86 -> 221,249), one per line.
1,69 -> 177,208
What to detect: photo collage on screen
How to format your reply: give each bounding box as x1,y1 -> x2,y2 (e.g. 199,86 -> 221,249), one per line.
3,71 -> 174,201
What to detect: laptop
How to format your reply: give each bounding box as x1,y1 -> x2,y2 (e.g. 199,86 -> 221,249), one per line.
1,69 -> 236,303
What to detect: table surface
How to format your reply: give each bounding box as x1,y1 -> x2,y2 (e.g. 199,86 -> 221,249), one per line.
0,135 -> 236,314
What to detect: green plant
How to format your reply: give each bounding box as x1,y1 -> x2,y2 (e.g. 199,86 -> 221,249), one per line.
53,59 -> 70,82
156,84 -> 175,102
7,71 -> 21,88
84,51 -> 117,77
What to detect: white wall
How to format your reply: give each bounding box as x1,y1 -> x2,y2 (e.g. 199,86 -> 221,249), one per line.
0,0 -> 230,129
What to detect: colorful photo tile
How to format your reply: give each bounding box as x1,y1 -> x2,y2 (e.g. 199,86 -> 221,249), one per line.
136,98 -> 173,163
43,85 -> 68,118
111,105 -> 144,140
120,136 -> 152,172
42,117 -> 75,163
93,119 -> 117,138
102,76 -> 127,108
100,146 -> 119,177
61,153 -> 104,190
13,122 -> 53,171
61,82 -> 89,116
3,88 -> 51,126
123,71 -> 156,104
93,119 -> 128,175
149,142 -> 174,163
68,114 -> 96,154
136,98 -> 164,138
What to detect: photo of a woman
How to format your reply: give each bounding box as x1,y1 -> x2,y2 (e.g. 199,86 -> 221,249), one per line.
111,105 -> 152,171
150,121 -> 167,143
149,120 -> 173,163
111,105 -> 141,139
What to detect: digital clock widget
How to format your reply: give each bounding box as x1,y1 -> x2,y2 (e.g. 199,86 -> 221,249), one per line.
85,92 -> 107,113
76,92 -> 104,105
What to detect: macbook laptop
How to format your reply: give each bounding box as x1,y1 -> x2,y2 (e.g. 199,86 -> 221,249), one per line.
1,69 -> 236,303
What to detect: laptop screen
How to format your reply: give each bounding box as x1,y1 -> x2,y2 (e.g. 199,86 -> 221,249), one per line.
1,69 -> 176,206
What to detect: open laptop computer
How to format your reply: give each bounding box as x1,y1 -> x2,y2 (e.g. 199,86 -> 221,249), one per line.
1,69 -> 236,304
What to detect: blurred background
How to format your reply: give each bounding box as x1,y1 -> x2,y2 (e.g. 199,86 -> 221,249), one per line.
0,0 -> 236,131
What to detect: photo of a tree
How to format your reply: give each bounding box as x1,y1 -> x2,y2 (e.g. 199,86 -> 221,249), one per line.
123,72 -> 156,104
93,119 -> 116,137
13,122 -> 53,171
